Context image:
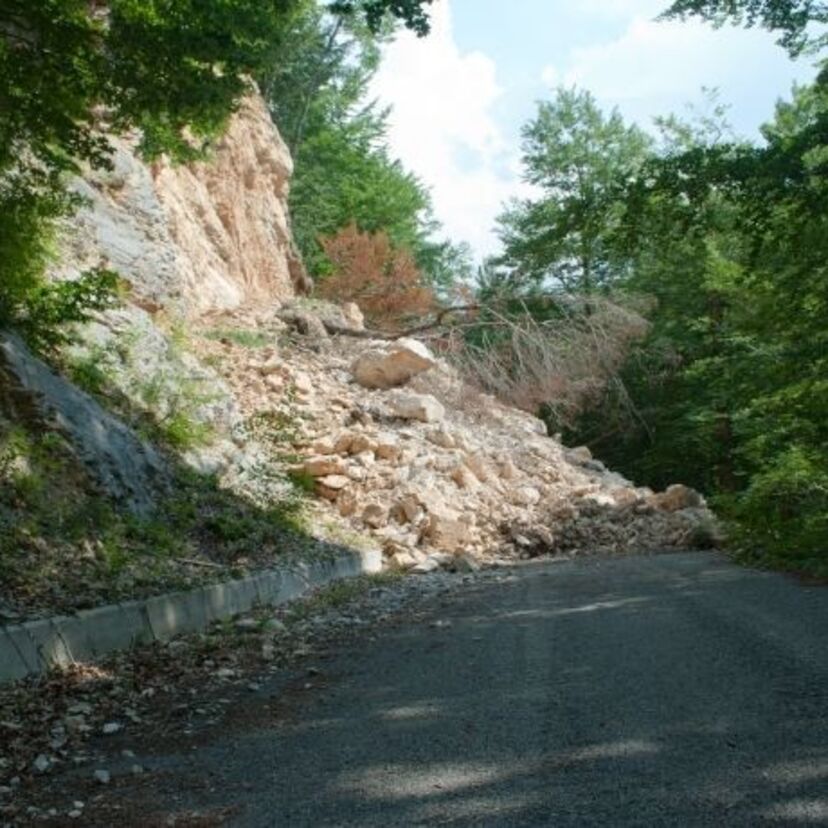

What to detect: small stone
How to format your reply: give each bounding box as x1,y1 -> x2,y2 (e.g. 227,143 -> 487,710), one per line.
427,426 -> 455,449
32,754 -> 50,773
93,769 -> 111,785
389,550 -> 418,571
361,503 -> 388,529
312,435 -> 337,455
374,432 -> 402,461
102,722 -> 122,735
450,465 -> 479,490
337,490 -> 358,516
412,558 -> 440,574
351,339 -> 437,389
565,446 -> 593,465
510,485 -> 542,507
396,495 -> 423,524
73,801 -> 84,809
68,702 -> 93,715
341,302 -> 365,330
348,433 -> 374,455
454,553 -> 482,573
235,617 -> 259,632
316,474 -> 350,500
293,371 -> 314,396
68,810 -> 83,819
426,510 -> 467,552
302,456 -> 349,477
131,764 -> 144,775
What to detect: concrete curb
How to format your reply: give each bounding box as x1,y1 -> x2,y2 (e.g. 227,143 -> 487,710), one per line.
0,548 -> 381,685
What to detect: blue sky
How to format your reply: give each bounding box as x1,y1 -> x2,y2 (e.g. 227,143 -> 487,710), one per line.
370,0 -> 820,262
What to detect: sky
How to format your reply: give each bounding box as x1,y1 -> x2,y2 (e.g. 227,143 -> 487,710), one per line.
369,0 -> 821,262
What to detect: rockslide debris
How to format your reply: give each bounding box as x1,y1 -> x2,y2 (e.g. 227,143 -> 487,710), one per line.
193,303 -> 717,573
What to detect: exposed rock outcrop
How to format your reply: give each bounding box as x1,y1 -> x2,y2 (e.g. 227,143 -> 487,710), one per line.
51,93 -> 308,317
0,332 -> 167,515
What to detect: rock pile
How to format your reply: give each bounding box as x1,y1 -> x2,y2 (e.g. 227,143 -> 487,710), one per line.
193,301 -> 717,573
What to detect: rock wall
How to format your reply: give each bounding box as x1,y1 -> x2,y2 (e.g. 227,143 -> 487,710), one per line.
52,93 -> 306,317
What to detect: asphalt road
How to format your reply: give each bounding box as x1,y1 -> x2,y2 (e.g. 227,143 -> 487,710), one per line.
133,552 -> 828,826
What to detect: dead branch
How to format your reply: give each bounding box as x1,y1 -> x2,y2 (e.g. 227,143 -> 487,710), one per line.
319,304 -> 481,340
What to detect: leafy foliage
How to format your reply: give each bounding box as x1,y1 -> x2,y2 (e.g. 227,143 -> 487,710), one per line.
330,0 -> 434,36
11,269 -> 121,354
661,0 -> 828,54
498,88 -> 651,292
263,1 -> 470,291
0,0 -> 299,345
497,67 -> 828,572
0,0 -> 437,347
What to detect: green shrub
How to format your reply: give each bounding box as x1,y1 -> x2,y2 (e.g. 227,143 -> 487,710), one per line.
724,446 -> 828,576
159,411 -> 215,451
66,343 -> 116,396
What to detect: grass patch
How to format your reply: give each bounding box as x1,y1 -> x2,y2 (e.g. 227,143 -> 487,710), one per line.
65,343 -> 116,396
0,417 -> 319,617
156,410 -> 215,451
204,328 -> 272,348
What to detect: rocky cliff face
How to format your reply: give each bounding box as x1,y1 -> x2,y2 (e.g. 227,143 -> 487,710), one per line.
52,93 -> 307,317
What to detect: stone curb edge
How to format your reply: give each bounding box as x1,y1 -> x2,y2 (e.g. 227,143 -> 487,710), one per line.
0,548 -> 382,685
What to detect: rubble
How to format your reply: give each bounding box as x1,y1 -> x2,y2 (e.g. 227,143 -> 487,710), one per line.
191,300 -> 717,576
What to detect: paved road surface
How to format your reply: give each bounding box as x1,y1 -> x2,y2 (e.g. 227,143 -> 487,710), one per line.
127,553 -> 828,826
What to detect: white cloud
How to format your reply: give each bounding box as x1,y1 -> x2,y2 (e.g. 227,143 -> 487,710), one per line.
540,65 -> 560,88
576,0 -> 665,21
541,16 -> 808,133
372,1 -> 814,262
370,0 -> 526,261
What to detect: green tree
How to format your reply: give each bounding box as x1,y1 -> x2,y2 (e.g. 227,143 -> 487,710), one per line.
330,0 -> 434,36
1,0 -> 302,344
661,0 -> 828,54
498,88 -> 651,293
571,70 -> 828,570
264,1 -> 469,291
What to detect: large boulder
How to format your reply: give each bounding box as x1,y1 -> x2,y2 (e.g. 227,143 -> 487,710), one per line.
351,338 -> 437,390
425,505 -> 468,552
387,391 -> 445,423
650,484 -> 706,512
